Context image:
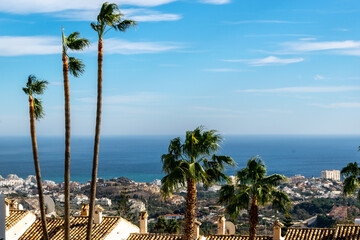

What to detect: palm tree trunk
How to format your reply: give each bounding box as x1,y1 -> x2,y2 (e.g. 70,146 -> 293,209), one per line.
29,96 -> 50,240
86,36 -> 103,240
183,177 -> 197,240
249,196 -> 259,240
63,51 -> 71,240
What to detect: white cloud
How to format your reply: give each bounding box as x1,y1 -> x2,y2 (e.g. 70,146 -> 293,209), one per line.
237,86 -> 360,93
0,0 -> 178,14
314,74 -> 325,80
204,68 -> 242,72
283,40 -> 360,52
300,38 -> 317,41
0,36 -> 181,56
224,56 -> 304,66
77,92 -> 162,104
101,38 -> 181,54
56,8 -> 181,22
199,0 -> 230,4
0,36 -> 60,56
225,20 -> 306,24
312,102 -> 360,108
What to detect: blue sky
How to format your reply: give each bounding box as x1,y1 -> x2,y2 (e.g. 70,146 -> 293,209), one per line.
0,0 -> 360,136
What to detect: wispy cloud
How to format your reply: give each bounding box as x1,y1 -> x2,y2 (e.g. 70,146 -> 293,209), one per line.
300,37 -> 317,41
0,0 -> 178,14
199,0 -> 231,4
56,8 -> 181,22
0,36 -> 60,56
224,56 -> 304,66
283,40 -> 360,52
77,92 -> 162,105
314,74 -> 325,80
236,86 -> 360,93
244,34 -> 313,38
101,38 -> 181,54
225,20 -> 307,24
0,36 -> 181,56
204,68 -> 242,72
312,102 -> 360,108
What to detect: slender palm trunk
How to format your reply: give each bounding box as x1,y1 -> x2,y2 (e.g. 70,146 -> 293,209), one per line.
86,37 -> 103,240
249,196 -> 259,240
29,96 -> 49,240
183,177 -> 197,240
63,51 -> 71,240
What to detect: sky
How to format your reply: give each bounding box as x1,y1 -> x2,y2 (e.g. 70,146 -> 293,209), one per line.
0,0 -> 360,136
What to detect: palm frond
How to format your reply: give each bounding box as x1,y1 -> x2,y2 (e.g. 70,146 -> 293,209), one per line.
68,57 -> 85,77
33,98 -> 45,120
341,162 -> 359,178
115,20 -> 136,31
66,32 -> 90,50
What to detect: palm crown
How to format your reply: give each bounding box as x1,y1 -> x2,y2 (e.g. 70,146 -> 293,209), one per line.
161,126 -> 235,197
91,2 -> 136,37
341,162 -> 360,199
22,75 -> 48,120
62,29 -> 90,77
219,156 -> 291,219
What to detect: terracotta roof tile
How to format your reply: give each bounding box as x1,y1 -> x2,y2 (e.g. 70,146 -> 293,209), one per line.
19,216 -> 121,240
5,210 -> 30,231
207,235 -> 273,240
128,233 -> 182,240
333,224 -> 360,240
285,228 -> 334,240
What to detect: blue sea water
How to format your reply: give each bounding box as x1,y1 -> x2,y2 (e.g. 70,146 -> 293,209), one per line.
0,135 -> 359,183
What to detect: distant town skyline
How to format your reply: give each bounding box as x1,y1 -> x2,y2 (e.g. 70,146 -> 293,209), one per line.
1,0 -> 360,136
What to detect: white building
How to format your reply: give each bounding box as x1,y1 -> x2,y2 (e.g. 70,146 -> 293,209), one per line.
321,170 -> 340,181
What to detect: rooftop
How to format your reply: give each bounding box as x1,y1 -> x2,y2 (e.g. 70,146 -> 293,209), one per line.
5,210 -> 31,231
18,216 -> 122,240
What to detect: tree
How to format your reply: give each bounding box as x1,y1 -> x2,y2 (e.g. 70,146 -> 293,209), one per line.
154,217 -> 180,234
282,213 -> 293,236
154,217 -> 167,233
87,3 -> 135,239
166,219 -> 180,234
161,126 -> 235,240
218,156 -> 291,240
62,28 -> 89,240
341,162 -> 360,201
115,188 -> 136,222
22,75 -> 49,240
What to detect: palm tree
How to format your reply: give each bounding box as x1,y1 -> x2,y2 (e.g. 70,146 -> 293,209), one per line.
62,28 -> 89,240
218,156 -> 291,240
341,162 -> 360,200
22,75 -> 49,240
161,126 -> 235,240
86,3 -> 135,239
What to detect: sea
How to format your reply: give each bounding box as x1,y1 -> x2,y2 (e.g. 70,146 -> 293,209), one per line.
0,135 -> 359,183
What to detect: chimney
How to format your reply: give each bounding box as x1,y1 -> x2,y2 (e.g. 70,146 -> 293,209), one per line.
217,216 -> 226,235
0,195 -> 6,240
94,205 -> 104,224
9,200 -> 18,210
273,220 -> 284,240
193,220 -> 201,240
81,203 -> 89,216
139,211 -> 148,234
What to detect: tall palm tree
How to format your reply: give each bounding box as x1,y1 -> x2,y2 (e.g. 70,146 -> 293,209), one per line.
62,28 -> 89,240
86,3 -> 135,239
161,126 -> 235,240
22,75 -> 49,240
218,156 -> 291,240
341,162 -> 360,200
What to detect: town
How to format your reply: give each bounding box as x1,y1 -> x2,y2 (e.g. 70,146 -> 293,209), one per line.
0,169 -> 351,236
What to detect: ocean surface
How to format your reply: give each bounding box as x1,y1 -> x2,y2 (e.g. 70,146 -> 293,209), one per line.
0,135 -> 359,183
